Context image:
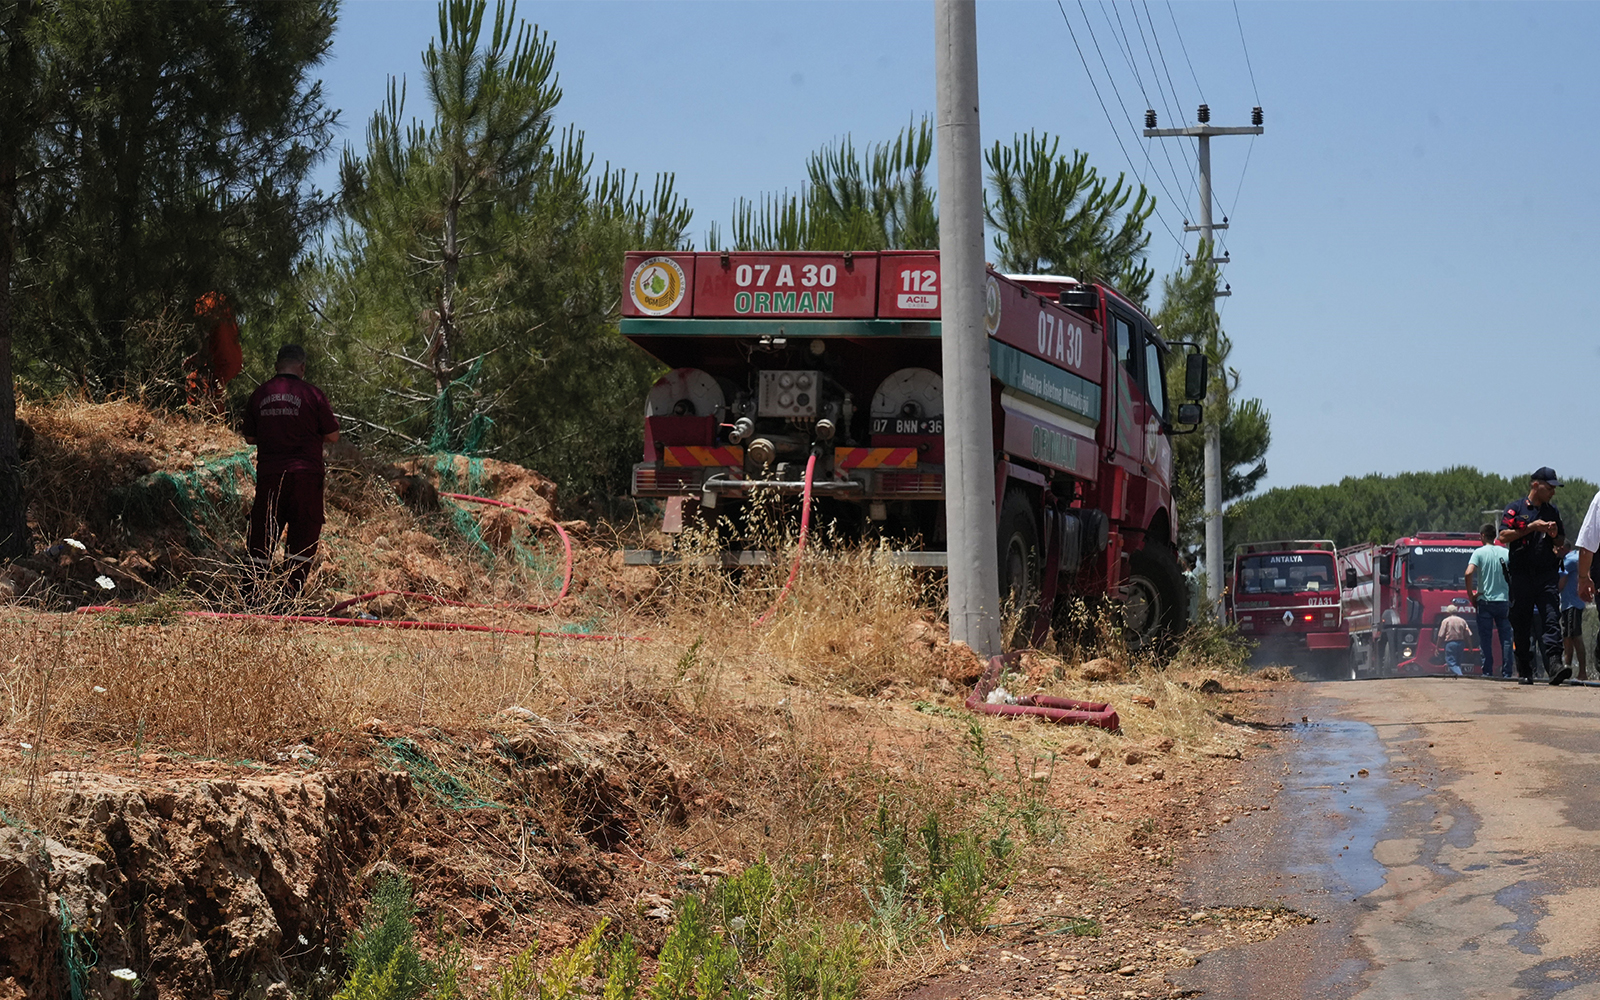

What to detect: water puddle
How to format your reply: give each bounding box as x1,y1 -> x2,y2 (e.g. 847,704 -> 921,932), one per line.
1283,719 -> 1411,902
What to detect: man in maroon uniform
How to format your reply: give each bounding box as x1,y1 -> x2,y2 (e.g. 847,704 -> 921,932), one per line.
242,344 -> 339,599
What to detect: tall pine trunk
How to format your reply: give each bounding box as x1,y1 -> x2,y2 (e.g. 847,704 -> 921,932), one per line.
431,174 -> 461,445
0,154 -> 29,560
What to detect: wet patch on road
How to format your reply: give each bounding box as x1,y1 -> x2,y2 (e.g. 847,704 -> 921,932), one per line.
1496,877 -> 1552,956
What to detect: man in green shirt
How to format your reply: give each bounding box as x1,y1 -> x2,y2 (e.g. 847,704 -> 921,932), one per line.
1466,522 -> 1513,677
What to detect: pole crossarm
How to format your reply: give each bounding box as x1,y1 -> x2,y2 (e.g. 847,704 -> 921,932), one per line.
1143,126 -> 1264,138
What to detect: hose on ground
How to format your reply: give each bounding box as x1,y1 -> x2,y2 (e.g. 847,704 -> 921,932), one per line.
74,605 -> 642,642
72,489 -> 639,641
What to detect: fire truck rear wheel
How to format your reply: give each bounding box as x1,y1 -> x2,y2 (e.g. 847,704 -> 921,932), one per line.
997,488 -> 1041,623
1126,541 -> 1185,645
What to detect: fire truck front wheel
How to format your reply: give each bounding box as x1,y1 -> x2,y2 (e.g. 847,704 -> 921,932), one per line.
1125,541 -> 1185,645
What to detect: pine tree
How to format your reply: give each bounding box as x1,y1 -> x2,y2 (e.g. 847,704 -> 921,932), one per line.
313,0 -> 692,498
0,0 -> 338,559
1157,248 -> 1271,554
984,132 -> 1155,305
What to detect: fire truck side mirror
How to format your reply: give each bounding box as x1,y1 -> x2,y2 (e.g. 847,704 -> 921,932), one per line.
1378,562 -> 1392,586
1176,402 -> 1203,426
1184,353 -> 1209,400
1344,566 -> 1357,589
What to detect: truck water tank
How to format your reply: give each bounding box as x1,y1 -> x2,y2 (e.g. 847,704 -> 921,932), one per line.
647,368 -> 726,421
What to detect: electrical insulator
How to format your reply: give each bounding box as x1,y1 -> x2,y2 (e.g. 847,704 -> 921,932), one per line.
1197,103 -> 1210,124
1252,106 -> 1264,126
1145,108 -> 1157,129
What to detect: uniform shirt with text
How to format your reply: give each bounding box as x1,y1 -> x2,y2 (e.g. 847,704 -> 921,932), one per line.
1501,497 -> 1565,579
242,373 -> 337,478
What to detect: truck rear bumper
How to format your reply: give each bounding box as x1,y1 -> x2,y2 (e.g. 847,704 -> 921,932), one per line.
699,474 -> 866,498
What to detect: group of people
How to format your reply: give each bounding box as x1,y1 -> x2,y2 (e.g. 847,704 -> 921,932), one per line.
1445,467 -> 1600,685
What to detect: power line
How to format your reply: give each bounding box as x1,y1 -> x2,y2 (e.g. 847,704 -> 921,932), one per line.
1127,2 -> 1199,209
1144,0 -> 1190,131
1165,1 -> 1206,105
1054,0 -> 1185,255
1072,0 -> 1189,246
1104,1 -> 1193,204
1214,133 -> 1256,263
1233,0 -> 1262,106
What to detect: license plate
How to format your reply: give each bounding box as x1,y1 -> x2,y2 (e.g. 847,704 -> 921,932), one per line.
871,417 -> 943,435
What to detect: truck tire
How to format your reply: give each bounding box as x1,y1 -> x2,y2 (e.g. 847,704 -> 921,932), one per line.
997,488 -> 1041,623
1125,540 -> 1185,646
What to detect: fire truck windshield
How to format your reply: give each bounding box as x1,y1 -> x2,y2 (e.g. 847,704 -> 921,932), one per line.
1237,553 -> 1336,595
1402,547 -> 1473,589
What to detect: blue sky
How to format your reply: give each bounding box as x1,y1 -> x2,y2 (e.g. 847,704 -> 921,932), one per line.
317,1 -> 1600,494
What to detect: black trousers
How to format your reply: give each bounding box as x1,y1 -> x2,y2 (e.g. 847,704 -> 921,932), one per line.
1510,573 -> 1562,678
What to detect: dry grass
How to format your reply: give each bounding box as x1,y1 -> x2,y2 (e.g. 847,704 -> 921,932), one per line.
1,395 -> 1268,997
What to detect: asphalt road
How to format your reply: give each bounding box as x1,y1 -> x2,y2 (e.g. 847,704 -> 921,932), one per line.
1170,675 -> 1600,1000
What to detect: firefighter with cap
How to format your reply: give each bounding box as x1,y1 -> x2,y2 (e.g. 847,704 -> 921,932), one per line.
1499,466 -> 1570,685
242,344 -> 339,602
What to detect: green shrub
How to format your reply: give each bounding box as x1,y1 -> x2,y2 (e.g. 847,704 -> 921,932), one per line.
335,877 -> 433,1000
714,859 -> 779,956
770,924 -> 865,1000
649,897 -> 751,1000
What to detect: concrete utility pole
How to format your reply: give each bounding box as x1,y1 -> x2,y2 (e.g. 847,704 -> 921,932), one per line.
934,0 -> 1001,657
1145,105 -> 1262,624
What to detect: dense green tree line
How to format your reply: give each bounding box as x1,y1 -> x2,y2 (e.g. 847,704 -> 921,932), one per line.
1229,466 -> 1599,549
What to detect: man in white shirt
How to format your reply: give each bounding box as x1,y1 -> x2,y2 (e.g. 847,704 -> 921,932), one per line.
1572,489 -> 1600,671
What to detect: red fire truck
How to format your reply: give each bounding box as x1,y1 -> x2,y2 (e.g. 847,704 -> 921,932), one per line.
1225,540 -> 1349,674
1340,533 -> 1481,676
617,250 -> 1205,642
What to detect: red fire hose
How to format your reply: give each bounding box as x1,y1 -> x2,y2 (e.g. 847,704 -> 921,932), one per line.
752,452 -> 817,628
966,651 -> 1120,730
74,490 -> 638,642
74,605 -> 642,642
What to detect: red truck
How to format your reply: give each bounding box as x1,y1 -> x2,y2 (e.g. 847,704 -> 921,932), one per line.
617,250 -> 1205,642
1225,540 -> 1349,675
1340,533 -> 1482,677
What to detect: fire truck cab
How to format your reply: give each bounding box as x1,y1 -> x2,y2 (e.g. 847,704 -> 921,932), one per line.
1226,540 -> 1349,675
1341,533 -> 1481,677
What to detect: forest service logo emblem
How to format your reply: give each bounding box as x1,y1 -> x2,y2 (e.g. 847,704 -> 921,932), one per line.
630,257 -> 686,315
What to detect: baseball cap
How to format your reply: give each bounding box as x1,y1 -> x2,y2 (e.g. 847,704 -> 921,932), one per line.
1532,466 -> 1563,486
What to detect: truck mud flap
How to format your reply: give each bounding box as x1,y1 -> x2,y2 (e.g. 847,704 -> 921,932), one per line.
1306,632 -> 1351,650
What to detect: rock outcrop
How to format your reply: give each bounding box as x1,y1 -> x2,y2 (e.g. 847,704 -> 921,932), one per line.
0,769 -> 412,999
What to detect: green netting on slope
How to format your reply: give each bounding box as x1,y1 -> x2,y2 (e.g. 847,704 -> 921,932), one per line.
59,897 -> 96,1000
118,450 -> 257,547
375,735 -> 507,811
428,427 -> 564,590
